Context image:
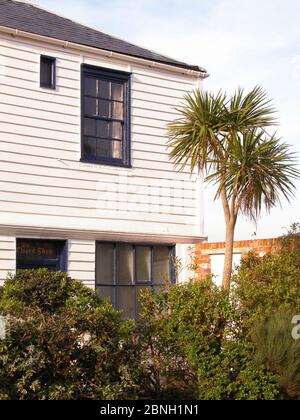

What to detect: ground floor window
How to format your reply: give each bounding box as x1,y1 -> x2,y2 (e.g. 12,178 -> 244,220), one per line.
16,239 -> 67,272
96,242 -> 176,319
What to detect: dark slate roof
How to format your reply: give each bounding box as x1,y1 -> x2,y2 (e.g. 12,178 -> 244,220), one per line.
0,0 -> 206,73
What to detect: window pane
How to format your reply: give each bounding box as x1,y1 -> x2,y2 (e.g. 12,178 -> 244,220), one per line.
83,137 -> 97,157
16,239 -> 65,272
17,239 -> 58,261
84,118 -> 96,136
99,80 -> 110,98
96,243 -> 114,285
111,83 -> 123,101
116,287 -> 134,319
97,139 -> 111,159
85,78 -> 97,96
99,100 -> 111,118
97,286 -> 114,304
40,57 -> 54,87
116,244 -> 134,285
111,101 -> 123,120
97,120 -> 110,138
111,140 -> 122,159
97,139 -> 122,159
136,246 -> 151,284
85,98 -> 98,116
111,122 -> 123,140
153,247 -> 171,284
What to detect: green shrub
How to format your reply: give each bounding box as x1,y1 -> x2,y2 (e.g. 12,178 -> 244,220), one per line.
251,308 -> 300,399
137,280 -> 281,400
232,225 -> 300,329
232,250 -> 300,328
231,228 -> 300,398
0,269 -> 99,316
196,339 -> 281,400
0,269 -> 140,400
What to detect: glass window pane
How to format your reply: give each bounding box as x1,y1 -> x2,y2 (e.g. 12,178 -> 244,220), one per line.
97,120 -> 110,138
96,243 -> 114,285
111,83 -> 124,101
97,139 -> 122,159
116,287 -> 134,319
84,118 -> 96,137
99,80 -> 110,98
153,247 -> 171,284
111,101 -> 123,120
111,140 -> 122,159
97,139 -> 111,159
40,58 -> 53,87
17,239 -> 58,261
96,286 -> 114,304
85,98 -> 98,116
116,244 -> 134,285
83,137 -> 97,157
99,100 -> 111,118
136,246 -> 151,284
16,239 -> 65,272
111,122 -> 123,140
85,77 -> 97,96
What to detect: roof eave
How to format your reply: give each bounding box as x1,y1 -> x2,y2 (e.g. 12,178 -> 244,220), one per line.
0,24 -> 209,78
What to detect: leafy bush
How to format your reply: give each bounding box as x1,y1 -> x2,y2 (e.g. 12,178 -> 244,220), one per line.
196,340 -> 281,400
0,269 -> 140,400
251,308 -> 300,399
231,228 -> 300,398
137,280 -> 281,400
232,250 -> 300,328
137,279 -> 230,399
232,224 -> 300,329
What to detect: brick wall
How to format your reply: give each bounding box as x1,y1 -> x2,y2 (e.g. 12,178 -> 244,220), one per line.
196,238 -> 281,280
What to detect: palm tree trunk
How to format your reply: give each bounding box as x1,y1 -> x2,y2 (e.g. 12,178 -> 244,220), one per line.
222,220 -> 236,290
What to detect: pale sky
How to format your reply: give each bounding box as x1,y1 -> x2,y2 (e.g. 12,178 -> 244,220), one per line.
35,0 -> 300,241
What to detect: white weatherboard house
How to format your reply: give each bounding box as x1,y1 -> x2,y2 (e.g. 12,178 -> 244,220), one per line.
0,0 -> 208,318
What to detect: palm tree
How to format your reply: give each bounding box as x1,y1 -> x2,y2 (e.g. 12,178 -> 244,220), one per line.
168,86 -> 300,290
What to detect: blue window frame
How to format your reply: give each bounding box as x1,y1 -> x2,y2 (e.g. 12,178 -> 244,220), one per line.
40,55 -> 56,89
16,239 -> 67,272
81,65 -> 131,167
96,242 -> 176,319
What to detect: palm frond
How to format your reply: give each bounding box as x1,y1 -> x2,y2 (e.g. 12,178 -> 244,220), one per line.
216,130 -> 300,219
167,89 -> 227,173
167,86 -> 299,221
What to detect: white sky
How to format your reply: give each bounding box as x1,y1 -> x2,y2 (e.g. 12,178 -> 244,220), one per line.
35,0 -> 300,241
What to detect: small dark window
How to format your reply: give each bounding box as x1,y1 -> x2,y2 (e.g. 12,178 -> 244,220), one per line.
81,65 -> 131,167
16,239 -> 67,272
40,56 -> 56,89
96,243 -> 175,319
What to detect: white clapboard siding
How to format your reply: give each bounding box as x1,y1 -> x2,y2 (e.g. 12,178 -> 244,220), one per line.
131,98 -> 182,114
0,157 -> 197,183
0,84 -> 80,107
0,93 -> 80,116
2,103 -> 79,125
0,167 -> 197,195
1,74 -> 80,98
0,32 -> 203,239
68,240 -> 95,288
0,182 -> 196,208
132,72 -> 197,91
0,236 -> 16,284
